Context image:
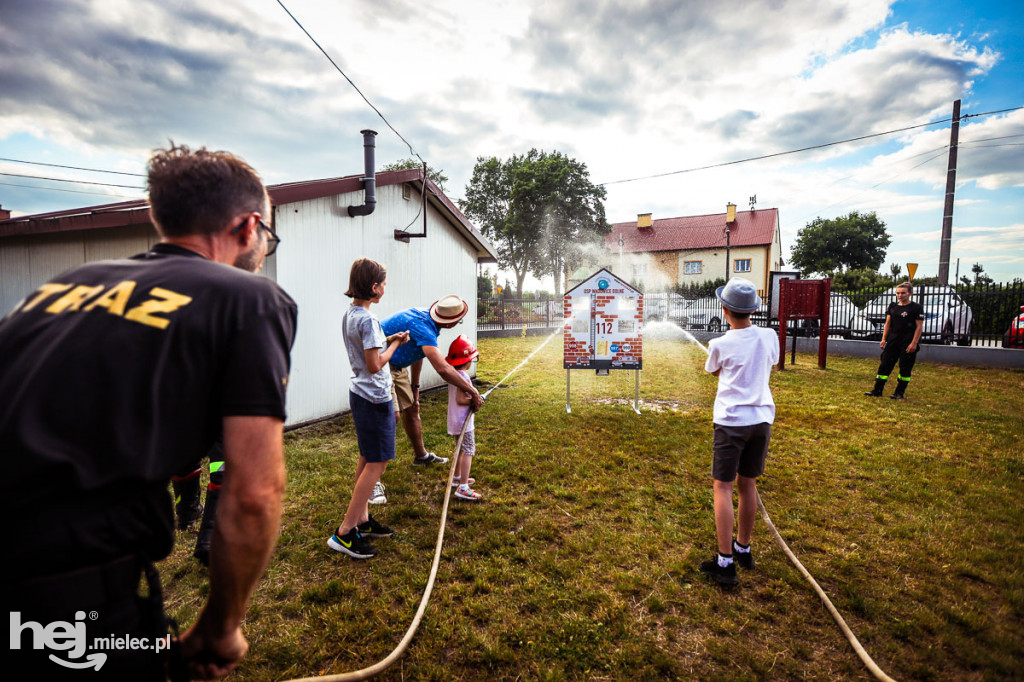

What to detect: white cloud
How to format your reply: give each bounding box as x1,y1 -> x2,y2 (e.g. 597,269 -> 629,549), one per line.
0,0 -> 1019,281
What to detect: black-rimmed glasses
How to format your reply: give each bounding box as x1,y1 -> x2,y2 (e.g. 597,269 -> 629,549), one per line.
231,217 -> 280,256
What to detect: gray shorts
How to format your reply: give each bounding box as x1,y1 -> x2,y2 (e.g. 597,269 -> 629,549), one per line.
455,429 -> 475,456
712,422 -> 771,482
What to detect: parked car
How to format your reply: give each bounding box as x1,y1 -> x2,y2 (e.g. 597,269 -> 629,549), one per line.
849,286 -> 974,345
787,292 -> 858,338
644,293 -> 686,321
1003,304 -> 1024,348
675,296 -> 725,331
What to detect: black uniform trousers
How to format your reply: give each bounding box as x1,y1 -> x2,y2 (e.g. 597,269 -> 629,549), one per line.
876,339 -> 917,382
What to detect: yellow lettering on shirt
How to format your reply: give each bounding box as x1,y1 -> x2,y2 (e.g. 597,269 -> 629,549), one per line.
83,280 -> 137,316
45,284 -> 106,313
124,287 -> 193,330
19,283 -> 74,312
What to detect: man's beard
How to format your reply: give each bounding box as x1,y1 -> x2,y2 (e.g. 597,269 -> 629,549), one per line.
234,240 -> 264,273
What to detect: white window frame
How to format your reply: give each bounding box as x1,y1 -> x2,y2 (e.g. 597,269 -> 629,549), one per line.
683,260 -> 702,275
734,258 -> 752,273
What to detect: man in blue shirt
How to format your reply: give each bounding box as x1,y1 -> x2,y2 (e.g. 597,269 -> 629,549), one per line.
381,295 -> 483,472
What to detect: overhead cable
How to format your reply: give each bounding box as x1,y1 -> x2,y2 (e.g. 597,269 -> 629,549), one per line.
0,157 -> 145,177
598,105 -> 1023,187
0,171 -> 144,190
0,181 -> 141,200
275,0 -> 423,163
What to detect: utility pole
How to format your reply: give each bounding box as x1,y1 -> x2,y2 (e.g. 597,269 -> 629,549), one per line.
725,203 -> 736,281
937,99 -> 960,285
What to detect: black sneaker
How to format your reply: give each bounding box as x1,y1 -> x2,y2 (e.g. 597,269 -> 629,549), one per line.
699,557 -> 739,585
733,550 -> 754,570
413,452 -> 449,465
890,393 -> 905,400
328,528 -> 377,559
357,515 -> 394,538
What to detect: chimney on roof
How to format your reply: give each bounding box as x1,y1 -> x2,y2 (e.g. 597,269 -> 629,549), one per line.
726,203 -> 736,224
637,213 -> 652,229
0,204 -> 10,221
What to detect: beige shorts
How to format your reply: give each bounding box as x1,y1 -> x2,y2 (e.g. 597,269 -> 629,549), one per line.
391,365 -> 415,412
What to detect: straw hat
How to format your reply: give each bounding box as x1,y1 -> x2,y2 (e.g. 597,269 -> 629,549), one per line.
429,295 -> 469,325
716,277 -> 761,313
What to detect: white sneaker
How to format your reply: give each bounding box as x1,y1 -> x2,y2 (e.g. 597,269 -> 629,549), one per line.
369,481 -> 387,505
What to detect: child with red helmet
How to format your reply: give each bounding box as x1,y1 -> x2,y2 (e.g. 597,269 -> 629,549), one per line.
446,335 -> 482,500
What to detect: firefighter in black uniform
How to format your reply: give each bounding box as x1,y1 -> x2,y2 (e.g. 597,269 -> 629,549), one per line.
865,281 -> 924,400
1,144 -> 297,680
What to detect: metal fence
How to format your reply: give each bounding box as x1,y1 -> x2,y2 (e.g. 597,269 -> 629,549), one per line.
477,296 -> 564,331
479,283 -> 1024,348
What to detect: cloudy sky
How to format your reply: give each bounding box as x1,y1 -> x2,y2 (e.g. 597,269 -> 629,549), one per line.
1,0 -> 1021,284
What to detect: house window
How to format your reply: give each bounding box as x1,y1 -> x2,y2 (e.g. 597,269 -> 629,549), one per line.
632,263 -> 647,277
684,261 -> 702,275
734,259 -> 751,273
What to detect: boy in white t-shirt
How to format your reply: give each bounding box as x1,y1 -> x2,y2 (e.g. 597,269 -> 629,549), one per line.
700,277 -> 779,586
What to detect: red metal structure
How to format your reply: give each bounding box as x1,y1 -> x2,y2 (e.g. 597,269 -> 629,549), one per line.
777,278 -> 831,369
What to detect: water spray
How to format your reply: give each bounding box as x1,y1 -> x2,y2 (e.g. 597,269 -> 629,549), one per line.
283,306 -> 894,682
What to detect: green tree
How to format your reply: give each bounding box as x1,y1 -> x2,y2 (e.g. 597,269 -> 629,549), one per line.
970,262 -> 994,285
889,262 -> 903,280
830,267 -> 898,292
460,150 -> 608,298
477,274 -> 493,299
514,150 -> 608,297
461,156 -> 533,298
790,211 -> 891,277
381,158 -> 449,193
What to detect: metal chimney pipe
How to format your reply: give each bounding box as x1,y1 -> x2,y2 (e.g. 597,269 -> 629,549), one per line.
347,129 -> 378,217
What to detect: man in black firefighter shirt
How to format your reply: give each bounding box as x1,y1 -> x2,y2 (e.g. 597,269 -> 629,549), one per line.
0,144 -> 297,680
864,281 -> 924,400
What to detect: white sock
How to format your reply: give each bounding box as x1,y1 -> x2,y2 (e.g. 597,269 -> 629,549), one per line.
717,553 -> 733,568
733,540 -> 751,554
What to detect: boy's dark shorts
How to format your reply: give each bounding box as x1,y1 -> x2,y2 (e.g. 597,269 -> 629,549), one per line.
712,422 -> 771,482
350,391 -> 396,463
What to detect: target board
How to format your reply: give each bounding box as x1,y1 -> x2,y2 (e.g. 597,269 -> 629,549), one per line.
563,269 -> 643,371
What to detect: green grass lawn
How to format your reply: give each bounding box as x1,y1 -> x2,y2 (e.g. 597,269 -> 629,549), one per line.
162,333 -> 1024,681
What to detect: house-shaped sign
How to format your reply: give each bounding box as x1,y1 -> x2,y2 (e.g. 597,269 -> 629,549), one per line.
563,269 -> 643,371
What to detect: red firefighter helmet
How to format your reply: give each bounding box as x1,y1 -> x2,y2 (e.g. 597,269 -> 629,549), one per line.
446,334 -> 479,367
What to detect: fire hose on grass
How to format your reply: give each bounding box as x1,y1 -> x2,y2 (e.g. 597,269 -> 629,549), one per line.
285,329 -> 896,681
757,492 -> 897,682
284,339 -> 547,681
286,408 -> 474,682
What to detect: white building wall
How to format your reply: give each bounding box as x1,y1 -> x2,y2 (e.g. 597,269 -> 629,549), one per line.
0,226 -> 156,314
0,184 -> 482,428
275,183 -> 478,426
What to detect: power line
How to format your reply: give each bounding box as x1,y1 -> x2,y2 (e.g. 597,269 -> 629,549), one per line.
275,0 -> 422,163
789,148 -> 949,227
0,181 -> 142,200
0,157 -> 145,177
0,171 -> 144,190
598,105 -> 1023,187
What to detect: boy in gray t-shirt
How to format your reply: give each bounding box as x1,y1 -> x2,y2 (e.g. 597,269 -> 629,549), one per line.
344,305 -> 393,404
328,258 -> 409,560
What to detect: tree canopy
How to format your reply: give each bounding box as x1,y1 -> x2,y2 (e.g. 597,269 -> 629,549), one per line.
790,211 -> 891,277
381,158 -> 449,193
460,150 -> 607,297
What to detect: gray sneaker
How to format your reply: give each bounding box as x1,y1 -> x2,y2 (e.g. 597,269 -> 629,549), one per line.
413,452 -> 449,465
368,481 -> 387,505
